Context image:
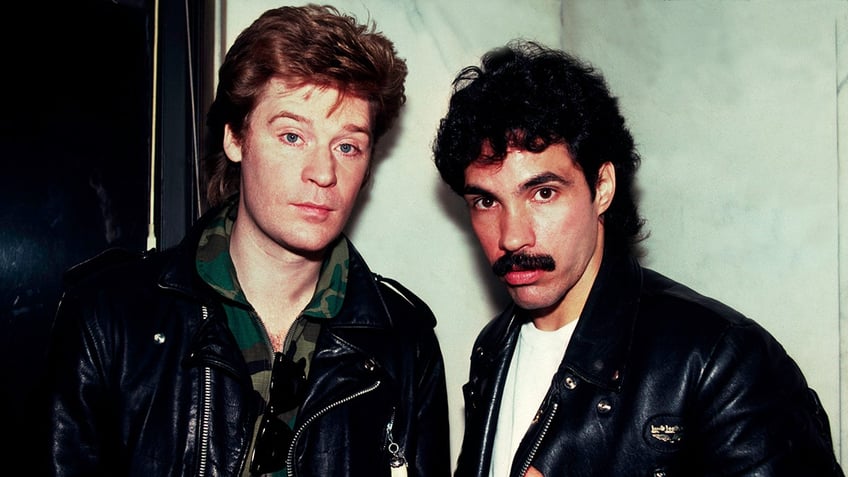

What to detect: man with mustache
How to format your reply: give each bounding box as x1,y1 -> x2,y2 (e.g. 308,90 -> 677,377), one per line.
433,40 -> 842,477
40,5 -> 450,476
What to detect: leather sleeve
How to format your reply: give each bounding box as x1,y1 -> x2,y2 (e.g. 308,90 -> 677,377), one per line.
43,289 -> 116,477
692,321 -> 843,476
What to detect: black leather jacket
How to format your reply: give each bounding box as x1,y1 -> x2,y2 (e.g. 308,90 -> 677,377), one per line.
42,209 -> 451,477
456,252 -> 843,477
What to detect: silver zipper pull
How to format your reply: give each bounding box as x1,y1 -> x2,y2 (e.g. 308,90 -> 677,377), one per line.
388,442 -> 408,477
385,410 -> 408,477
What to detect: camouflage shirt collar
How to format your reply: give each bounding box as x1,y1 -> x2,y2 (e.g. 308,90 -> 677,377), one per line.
195,199 -> 349,319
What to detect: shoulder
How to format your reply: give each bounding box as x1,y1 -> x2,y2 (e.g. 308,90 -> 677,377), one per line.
64,247 -> 145,286
636,267 -> 788,359
52,248 -> 172,345
467,304 -> 517,355
61,246 -> 172,300
640,267 -> 750,328
372,273 -> 437,329
343,239 -> 437,330
627,268 -> 812,412
62,203 -> 223,295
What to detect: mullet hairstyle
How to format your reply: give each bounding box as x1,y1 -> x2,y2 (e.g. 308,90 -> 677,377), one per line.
433,40 -> 646,257
203,4 -> 408,207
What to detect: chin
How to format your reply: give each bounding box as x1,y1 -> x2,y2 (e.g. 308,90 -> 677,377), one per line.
510,290 -> 561,314
281,235 -> 338,257
510,295 -> 544,311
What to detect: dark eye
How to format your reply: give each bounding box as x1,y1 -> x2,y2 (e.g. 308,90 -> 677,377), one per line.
536,188 -> 555,201
473,197 -> 496,210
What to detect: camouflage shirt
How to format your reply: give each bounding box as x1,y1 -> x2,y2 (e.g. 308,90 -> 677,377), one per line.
195,199 -> 349,476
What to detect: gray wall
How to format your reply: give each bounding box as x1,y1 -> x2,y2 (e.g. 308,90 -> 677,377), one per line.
219,0 -> 847,468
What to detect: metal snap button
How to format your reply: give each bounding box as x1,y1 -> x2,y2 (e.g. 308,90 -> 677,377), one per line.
363,358 -> 377,372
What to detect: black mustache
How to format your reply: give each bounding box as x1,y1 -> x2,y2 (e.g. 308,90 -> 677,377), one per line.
492,252 -> 556,277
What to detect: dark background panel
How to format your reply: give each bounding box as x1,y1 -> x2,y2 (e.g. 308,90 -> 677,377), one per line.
1,0 -> 150,402
0,0 -> 212,469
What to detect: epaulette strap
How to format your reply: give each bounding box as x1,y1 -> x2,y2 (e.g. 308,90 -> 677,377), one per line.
62,247 -> 143,287
373,274 -> 423,309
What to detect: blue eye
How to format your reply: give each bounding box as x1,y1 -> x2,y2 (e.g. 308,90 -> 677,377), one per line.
338,143 -> 355,154
283,133 -> 300,144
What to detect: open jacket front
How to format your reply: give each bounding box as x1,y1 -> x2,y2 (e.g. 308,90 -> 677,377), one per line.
43,207 -> 451,477
456,252 -> 842,477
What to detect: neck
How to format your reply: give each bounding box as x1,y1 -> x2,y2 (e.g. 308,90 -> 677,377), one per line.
531,236 -> 605,332
229,219 -> 325,347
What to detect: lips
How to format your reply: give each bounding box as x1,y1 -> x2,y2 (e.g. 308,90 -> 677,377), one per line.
502,268 -> 545,286
293,202 -> 334,220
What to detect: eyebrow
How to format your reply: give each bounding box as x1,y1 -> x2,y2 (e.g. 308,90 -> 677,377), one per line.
521,172 -> 570,191
270,110 -> 310,126
270,111 -> 372,138
463,172 -> 571,197
462,185 -> 490,197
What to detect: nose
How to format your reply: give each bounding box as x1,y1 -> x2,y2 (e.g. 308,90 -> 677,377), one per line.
302,148 -> 337,187
498,207 -> 534,253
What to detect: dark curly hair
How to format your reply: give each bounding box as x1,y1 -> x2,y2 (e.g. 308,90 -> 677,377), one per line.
203,4 -> 408,207
433,40 -> 646,257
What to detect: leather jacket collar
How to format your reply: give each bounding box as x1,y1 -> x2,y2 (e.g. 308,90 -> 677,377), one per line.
155,202 -> 396,331
563,251 -> 642,391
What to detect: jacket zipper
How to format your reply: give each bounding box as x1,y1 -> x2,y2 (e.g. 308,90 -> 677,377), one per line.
197,305 -> 211,476
385,407 -> 408,476
516,402 -> 558,477
285,380 -> 382,476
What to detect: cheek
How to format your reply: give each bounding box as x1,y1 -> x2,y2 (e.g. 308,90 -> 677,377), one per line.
243,163 -> 284,194
339,164 -> 369,197
241,151 -> 280,179
470,217 -> 500,257
547,212 -> 598,253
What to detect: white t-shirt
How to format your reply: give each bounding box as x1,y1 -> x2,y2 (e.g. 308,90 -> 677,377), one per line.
489,319 -> 577,477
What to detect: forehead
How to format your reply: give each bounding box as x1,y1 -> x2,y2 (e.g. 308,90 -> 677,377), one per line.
465,143 -> 580,184
253,78 -> 373,128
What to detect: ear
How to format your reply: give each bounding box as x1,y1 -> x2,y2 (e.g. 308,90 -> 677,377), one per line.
595,161 -> 616,215
223,124 -> 243,163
